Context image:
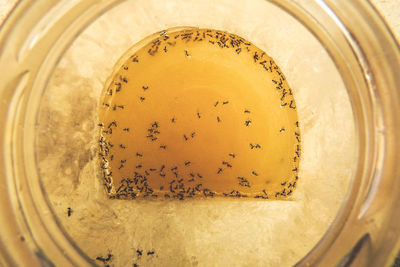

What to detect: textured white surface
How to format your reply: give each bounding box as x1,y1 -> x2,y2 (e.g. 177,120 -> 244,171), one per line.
372,0 -> 400,41
0,0 -> 15,23
35,0 -> 354,266
1,1 -> 399,39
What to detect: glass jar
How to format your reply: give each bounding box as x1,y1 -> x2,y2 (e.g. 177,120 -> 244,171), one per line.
0,0 -> 399,266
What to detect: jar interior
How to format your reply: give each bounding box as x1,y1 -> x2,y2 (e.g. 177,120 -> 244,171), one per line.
34,0 -> 356,265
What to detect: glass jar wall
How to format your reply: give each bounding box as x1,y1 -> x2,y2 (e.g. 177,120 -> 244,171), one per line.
0,0 -> 399,266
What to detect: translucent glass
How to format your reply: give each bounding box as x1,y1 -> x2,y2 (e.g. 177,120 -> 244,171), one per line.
0,0 -> 399,266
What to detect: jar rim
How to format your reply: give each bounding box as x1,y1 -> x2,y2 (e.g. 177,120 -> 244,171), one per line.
0,0 -> 399,266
